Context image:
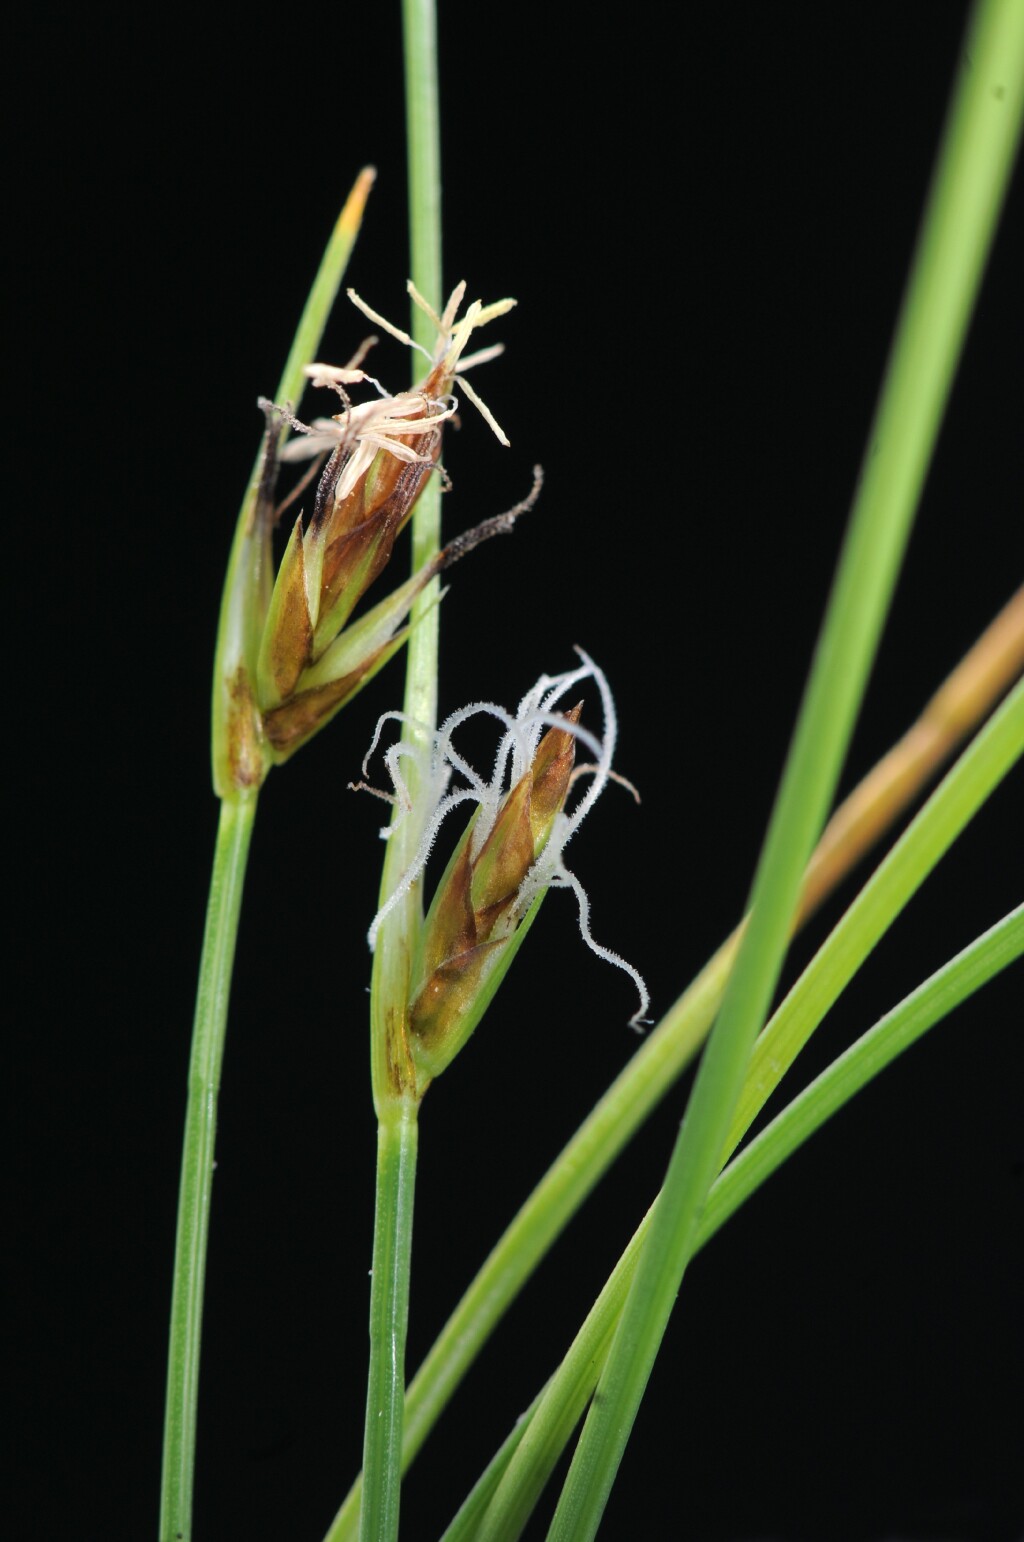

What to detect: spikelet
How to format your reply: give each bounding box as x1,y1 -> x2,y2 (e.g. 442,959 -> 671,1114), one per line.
362,653 -> 650,1086
249,283 -> 517,763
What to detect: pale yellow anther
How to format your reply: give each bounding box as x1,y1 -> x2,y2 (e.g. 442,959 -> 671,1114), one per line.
284,282 -> 517,465
304,363 -> 372,387
438,279 -> 467,334
346,288 -> 424,354
454,372 -> 510,447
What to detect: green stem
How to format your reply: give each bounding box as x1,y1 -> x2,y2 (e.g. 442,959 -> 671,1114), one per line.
402,0 -> 443,727
325,951 -> 727,1542
548,5 -> 1024,1533
163,171 -> 374,1542
360,1104 -> 420,1542
472,905 -> 1024,1541
357,6 -> 442,1538
367,0 -> 444,1114
160,795 -> 257,1542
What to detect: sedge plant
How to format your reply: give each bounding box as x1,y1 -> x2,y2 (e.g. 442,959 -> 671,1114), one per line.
162,1 -> 1023,1538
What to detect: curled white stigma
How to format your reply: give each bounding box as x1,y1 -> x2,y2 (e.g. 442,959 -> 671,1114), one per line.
359,651 -> 649,1027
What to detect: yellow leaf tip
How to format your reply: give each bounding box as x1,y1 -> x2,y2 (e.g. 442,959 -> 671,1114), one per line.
336,166 -> 377,237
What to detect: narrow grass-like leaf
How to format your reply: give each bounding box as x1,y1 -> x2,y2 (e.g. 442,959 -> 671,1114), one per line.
211,168 -> 377,800
161,173 -> 374,1542
473,1227 -> 647,1542
701,902 -> 1023,1251
724,678 -> 1024,1163
437,1392 -> 544,1542
471,904 -> 1023,1541
475,689 -> 1023,1537
160,801 -> 256,1542
549,7 -> 1024,1529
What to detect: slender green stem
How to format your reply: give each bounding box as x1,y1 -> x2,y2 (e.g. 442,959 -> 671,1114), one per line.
325,946 -> 729,1541
549,5 -> 1024,1530
472,904 -> 1024,1541
366,0 -> 444,1112
160,795 -> 257,1542
359,1105 -> 420,1542
357,7 -> 442,1539
162,171 -> 374,1542
402,0 -> 443,724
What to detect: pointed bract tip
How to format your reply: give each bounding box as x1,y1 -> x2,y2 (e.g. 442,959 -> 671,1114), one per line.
336,166 -> 377,237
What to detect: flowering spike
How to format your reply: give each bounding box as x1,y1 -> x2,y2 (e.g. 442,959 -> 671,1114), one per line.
241,281 -> 519,764
362,661 -> 647,1086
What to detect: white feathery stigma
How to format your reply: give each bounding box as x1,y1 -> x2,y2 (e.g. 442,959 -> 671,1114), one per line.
359,651 -> 650,1028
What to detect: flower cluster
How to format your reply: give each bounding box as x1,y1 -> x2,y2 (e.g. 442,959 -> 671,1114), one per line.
361,652 -> 650,1082
223,282 -> 517,783
258,283 -> 516,759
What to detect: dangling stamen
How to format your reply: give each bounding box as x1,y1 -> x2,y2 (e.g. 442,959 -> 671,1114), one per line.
451,373 -> 510,446
455,342 -> 505,373
347,287 -> 432,359
344,333 -> 379,372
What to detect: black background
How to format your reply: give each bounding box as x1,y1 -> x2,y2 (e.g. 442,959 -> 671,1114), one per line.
10,4 -> 1023,1539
